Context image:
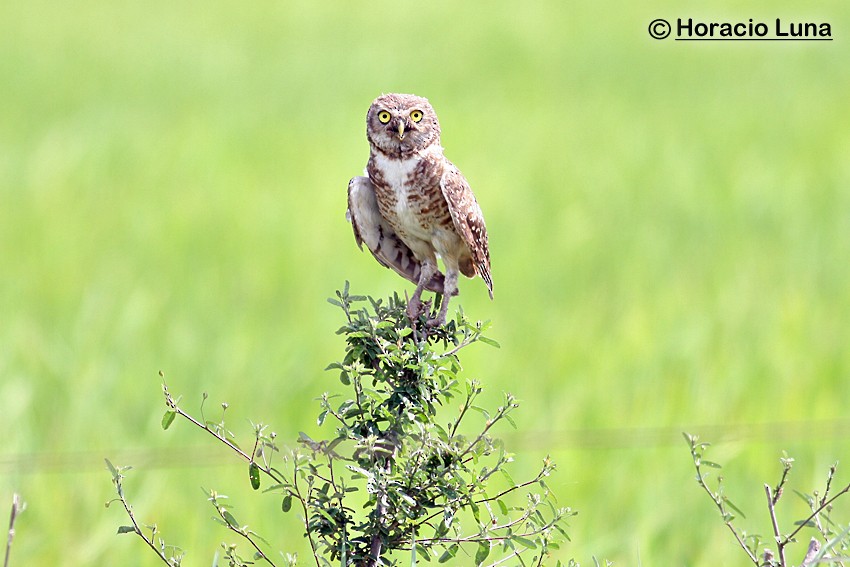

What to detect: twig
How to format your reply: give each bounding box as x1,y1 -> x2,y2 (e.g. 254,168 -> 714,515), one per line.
165,390 -> 250,461
784,482 -> 850,545
692,464 -> 759,564
437,330 -> 481,360
484,548 -> 524,567
414,468 -> 547,530
416,521 -> 557,545
765,484 -> 787,567
164,387 -> 291,486
116,480 -> 174,565
457,398 -> 513,461
4,494 -> 23,567
212,502 -> 278,567
366,461 -> 392,566
449,383 -> 479,438
293,467 -> 322,567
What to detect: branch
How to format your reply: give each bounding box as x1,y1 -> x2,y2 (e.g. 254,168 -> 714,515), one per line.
163,385 -> 289,486
210,496 -> 278,567
686,435 -> 759,565
4,494 -> 23,567
413,464 -> 549,531
108,464 -> 178,567
293,467 -> 322,567
457,396 -> 516,461
784,481 -> 850,545
450,383 -> 478,438
765,484 -> 787,567
415,520 -> 558,546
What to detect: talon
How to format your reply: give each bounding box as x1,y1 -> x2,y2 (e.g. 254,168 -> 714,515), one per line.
406,296 -> 423,321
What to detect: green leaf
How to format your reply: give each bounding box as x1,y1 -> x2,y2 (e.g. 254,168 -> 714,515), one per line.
104,458 -> 118,476
161,410 -> 176,430
222,510 -> 239,527
117,525 -> 136,535
497,499 -> 508,515
438,545 -> 459,563
478,336 -> 500,348
415,544 -> 431,562
513,535 -> 537,550
723,497 -> 747,519
281,495 -> 293,513
249,462 -> 261,490
474,542 -> 490,565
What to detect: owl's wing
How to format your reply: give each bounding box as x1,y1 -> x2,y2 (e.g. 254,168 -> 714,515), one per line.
347,176 -> 449,294
439,165 -> 493,299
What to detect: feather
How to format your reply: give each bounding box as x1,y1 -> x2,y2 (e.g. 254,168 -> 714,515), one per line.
439,165 -> 493,299
347,176 -> 449,294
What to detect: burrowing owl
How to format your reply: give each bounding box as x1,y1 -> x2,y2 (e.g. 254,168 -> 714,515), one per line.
347,93 -> 492,326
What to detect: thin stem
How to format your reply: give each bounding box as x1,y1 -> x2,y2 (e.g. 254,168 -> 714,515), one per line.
365,461 -> 393,567
484,548 -> 524,567
4,494 -> 22,567
765,484 -> 786,567
415,521 -> 558,545
294,467 -> 322,567
457,406 -> 507,461
413,467 -> 547,531
165,389 -> 288,485
449,385 -> 478,438
438,332 -> 480,360
693,467 -> 759,564
117,480 -> 174,566
784,482 -> 850,545
772,465 -> 791,506
217,511 -> 278,567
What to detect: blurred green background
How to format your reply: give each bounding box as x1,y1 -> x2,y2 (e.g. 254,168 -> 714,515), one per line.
2,0 -> 849,564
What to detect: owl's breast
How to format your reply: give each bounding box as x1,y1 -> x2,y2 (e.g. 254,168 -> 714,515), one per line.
367,150 -> 452,244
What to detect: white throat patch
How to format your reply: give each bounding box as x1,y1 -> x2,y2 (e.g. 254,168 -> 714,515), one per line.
373,151 -> 419,188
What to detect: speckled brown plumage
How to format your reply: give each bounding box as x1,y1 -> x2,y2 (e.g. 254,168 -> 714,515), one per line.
346,93 -> 492,326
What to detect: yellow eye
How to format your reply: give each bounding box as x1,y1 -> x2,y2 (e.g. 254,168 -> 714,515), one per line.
377,110 -> 391,124
410,110 -> 423,122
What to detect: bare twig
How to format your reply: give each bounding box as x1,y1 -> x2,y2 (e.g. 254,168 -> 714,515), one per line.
4,494 -> 23,567
784,482 -> 850,545
765,484 -> 787,567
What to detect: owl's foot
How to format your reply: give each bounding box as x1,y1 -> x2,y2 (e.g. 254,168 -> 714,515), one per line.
425,314 -> 446,328
406,295 -> 424,321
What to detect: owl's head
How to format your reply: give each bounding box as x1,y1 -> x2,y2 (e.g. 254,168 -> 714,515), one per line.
365,93 -> 441,154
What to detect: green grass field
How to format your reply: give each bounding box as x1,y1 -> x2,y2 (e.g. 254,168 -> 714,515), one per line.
2,0 -> 850,564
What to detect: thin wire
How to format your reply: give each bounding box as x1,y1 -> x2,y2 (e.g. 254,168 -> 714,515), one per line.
2,418 -> 850,474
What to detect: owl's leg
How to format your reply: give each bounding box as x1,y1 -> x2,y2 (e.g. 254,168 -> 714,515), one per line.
408,258 -> 438,321
429,268 -> 458,327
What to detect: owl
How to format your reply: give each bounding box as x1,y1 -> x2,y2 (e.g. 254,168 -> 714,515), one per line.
346,93 -> 492,326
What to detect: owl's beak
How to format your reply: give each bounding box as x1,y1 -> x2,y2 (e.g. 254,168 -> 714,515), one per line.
396,121 -> 406,140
